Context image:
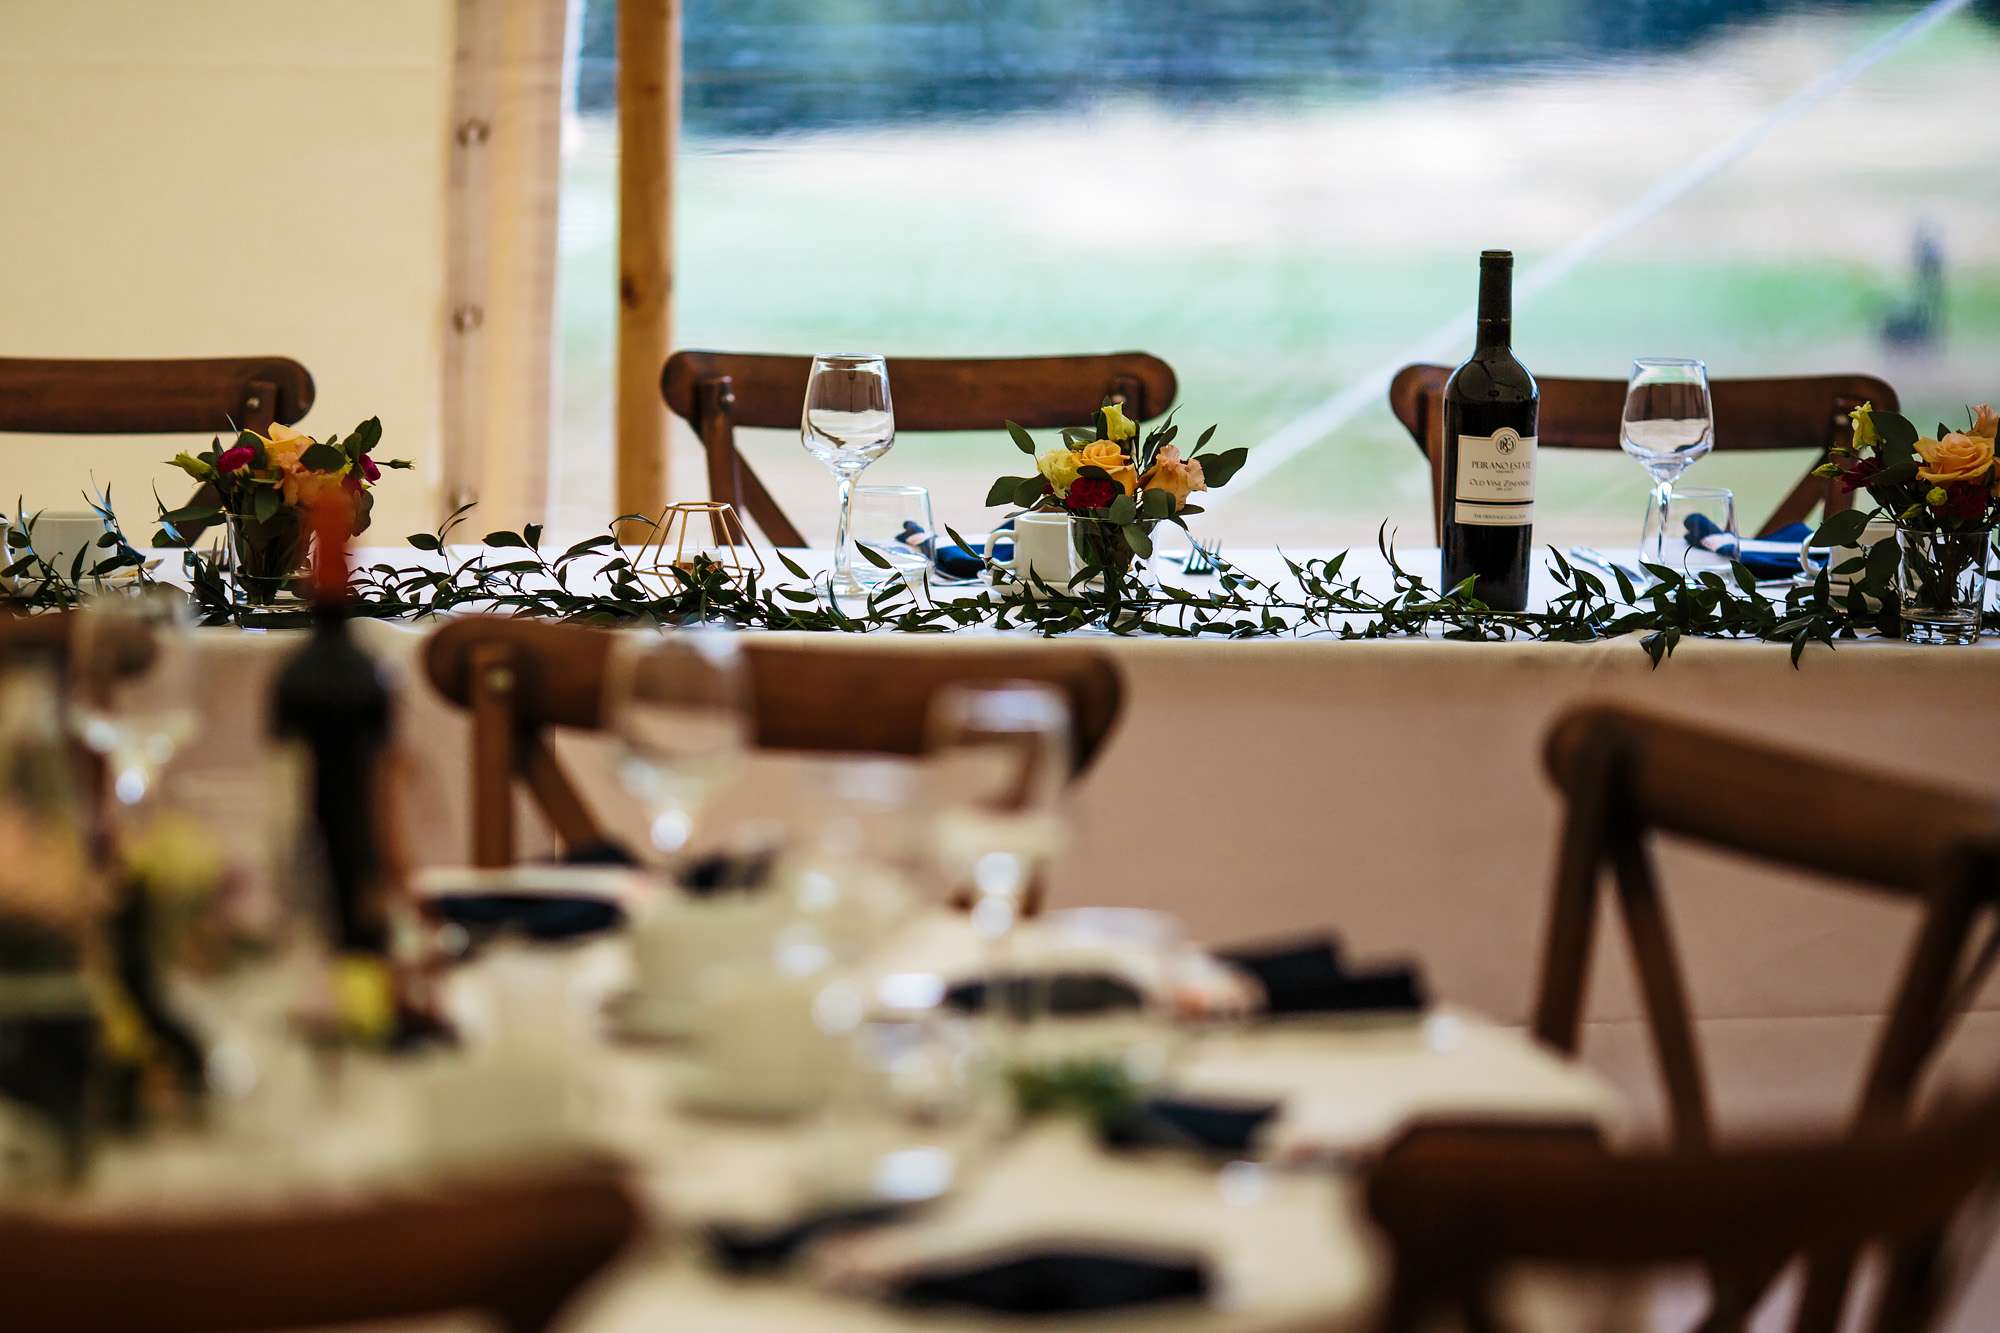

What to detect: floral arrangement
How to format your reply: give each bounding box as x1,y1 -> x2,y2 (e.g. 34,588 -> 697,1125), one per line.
160,418 -> 410,603
986,401 -> 1247,582
1817,401 -> 1998,530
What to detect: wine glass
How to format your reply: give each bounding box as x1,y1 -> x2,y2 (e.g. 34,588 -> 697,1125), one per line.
69,586 -> 197,811
603,631 -> 750,862
1638,485 -> 1737,577
1621,358 -> 1715,565
925,682 -> 1070,1047
850,484 -> 936,593
801,354 -> 895,596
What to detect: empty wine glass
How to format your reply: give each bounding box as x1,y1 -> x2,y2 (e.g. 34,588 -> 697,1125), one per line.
604,631 -> 750,862
69,586 -> 197,810
801,354 -> 895,596
926,682 -> 1070,1045
1621,358 -> 1715,565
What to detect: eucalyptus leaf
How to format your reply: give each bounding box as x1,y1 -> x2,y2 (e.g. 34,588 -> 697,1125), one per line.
1107,494 -> 1137,525
855,542 -> 894,569
987,476 -> 1032,507
1198,447 -> 1249,488
1122,524 -> 1154,558
1012,477 -> 1047,509
1005,420 -> 1038,456
1811,507 -> 1872,549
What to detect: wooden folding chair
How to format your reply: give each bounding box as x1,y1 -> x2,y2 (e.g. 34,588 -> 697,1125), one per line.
0,356 -> 315,438
1533,702 -> 2000,1325
0,1167 -> 640,1333
1366,1078 -> 2000,1333
661,351 -> 1178,546
422,617 -> 1124,887
1386,365 -> 1897,540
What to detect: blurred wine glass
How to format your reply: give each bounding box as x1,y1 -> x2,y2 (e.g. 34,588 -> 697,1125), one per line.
69,586 -> 197,810
1620,358 -> 1715,565
604,631 -> 750,862
801,353 -> 895,597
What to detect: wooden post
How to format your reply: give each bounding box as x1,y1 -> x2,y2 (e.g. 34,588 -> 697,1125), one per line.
616,0 -> 678,538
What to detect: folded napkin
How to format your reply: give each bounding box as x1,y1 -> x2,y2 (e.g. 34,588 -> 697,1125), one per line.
897,519 -> 1013,579
1216,934 -> 1426,1018
707,1199 -> 924,1273
1100,1095 -> 1281,1155
941,970 -> 1147,1019
427,892 -> 624,943
1684,516 -> 1812,580
887,1245 -> 1210,1316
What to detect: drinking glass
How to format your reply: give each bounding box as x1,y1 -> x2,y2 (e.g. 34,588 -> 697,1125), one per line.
1638,485 -> 1737,577
849,485 -> 935,592
604,631 -> 750,861
926,682 -> 1070,1049
69,586 -> 198,810
801,354 -> 895,596
1621,358 -> 1714,564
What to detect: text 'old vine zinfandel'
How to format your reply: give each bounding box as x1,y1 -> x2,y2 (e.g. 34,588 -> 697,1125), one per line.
1441,249 -> 1539,610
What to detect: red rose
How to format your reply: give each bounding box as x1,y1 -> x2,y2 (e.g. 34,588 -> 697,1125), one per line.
1941,480 -> 1990,521
1065,477 -> 1119,512
215,444 -> 256,473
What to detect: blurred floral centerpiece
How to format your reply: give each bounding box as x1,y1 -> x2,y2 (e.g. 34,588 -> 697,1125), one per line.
161,419 -> 410,605
987,401 -> 1246,590
1815,401 -> 1997,643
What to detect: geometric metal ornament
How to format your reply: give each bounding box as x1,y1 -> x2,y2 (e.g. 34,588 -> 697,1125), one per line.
631,500 -> 765,592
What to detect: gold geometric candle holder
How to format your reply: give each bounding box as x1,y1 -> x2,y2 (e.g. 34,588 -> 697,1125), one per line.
632,501 -> 765,592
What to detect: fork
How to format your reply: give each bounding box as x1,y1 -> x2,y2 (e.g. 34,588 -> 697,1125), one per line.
1180,537 -> 1221,577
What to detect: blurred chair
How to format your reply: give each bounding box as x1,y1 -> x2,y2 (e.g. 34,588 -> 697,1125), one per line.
1535,703 -> 2000,1325
0,1168 -> 639,1333
1365,1079 -> 2000,1333
662,350 -> 1178,546
0,356 -> 314,437
422,616 -> 1123,875
1386,366 -> 1897,540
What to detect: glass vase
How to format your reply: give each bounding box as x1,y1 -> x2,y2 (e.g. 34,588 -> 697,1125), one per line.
222,510 -> 309,611
1069,517 -> 1157,625
1894,523 -> 1993,645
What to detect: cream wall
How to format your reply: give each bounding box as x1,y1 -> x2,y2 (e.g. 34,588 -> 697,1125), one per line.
0,1 -> 453,542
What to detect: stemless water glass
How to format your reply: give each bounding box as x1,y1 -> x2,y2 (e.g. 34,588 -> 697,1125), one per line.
604,631 -> 750,861
69,586 -> 198,810
801,354 -> 896,596
850,485 -> 935,592
1621,358 -> 1715,565
1638,485 -> 1737,577
926,682 -> 1071,1045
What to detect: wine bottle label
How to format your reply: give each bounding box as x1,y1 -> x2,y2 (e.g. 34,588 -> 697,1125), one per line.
1453,428 -> 1537,526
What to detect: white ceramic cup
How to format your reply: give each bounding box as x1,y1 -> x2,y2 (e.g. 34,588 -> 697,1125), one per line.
1800,514 -> 1898,592
997,511 -> 1073,596
24,511 -> 107,582
626,891 -> 781,1039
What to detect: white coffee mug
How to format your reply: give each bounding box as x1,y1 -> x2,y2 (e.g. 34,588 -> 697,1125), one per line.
24,511 -> 107,582
626,890 -> 782,1039
994,511 -> 1073,597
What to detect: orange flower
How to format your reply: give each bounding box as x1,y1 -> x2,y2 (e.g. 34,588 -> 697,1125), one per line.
1138,445 -> 1208,511
1076,439 -> 1136,495
1972,403 -> 1997,440
1916,431 -> 1995,485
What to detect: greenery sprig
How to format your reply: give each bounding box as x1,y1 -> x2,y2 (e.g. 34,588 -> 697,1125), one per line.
3,498 -> 1989,667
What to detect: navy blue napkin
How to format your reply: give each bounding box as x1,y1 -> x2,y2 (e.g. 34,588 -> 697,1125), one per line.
706,1199 -> 923,1273
1101,1096 -> 1281,1155
679,847 -> 777,898
889,1245 -> 1210,1316
942,971 -> 1146,1020
1216,934 -> 1426,1017
1683,515 -> 1812,580
427,893 -> 624,943
898,519 -> 1013,579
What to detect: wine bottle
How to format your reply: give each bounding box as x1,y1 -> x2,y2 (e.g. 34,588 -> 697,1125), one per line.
1441,249 -> 1539,611
270,501 -> 393,957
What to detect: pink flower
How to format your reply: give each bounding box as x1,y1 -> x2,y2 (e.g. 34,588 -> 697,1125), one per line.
359,454 -> 380,483
216,444 -> 256,473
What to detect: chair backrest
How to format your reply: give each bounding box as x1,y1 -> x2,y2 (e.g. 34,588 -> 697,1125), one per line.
1365,1080 -> 2000,1333
661,351 -> 1178,546
0,356 -> 315,437
1386,364 -> 1898,539
422,616 -> 1124,880
1533,704 -> 2000,1326
0,1168 -> 639,1333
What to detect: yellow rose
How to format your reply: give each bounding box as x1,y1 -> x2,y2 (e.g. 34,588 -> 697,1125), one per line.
1075,439 -> 1138,495
1138,445 -> 1208,511
1916,431 -> 1996,485
1848,401 -> 1877,450
1035,447 -> 1081,496
1972,403 -> 1997,440
1099,402 -> 1138,442
258,421 -> 312,472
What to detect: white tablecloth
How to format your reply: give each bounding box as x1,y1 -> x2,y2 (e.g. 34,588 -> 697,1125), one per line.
150,543 -> 2000,1143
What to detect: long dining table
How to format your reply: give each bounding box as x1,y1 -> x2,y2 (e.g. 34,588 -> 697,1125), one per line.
144,536 -> 2000,1143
